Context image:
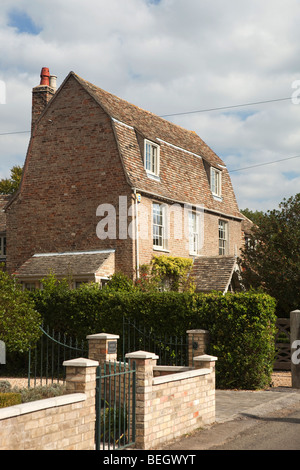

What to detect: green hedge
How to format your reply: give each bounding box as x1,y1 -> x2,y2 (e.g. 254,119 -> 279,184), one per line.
30,287 -> 277,390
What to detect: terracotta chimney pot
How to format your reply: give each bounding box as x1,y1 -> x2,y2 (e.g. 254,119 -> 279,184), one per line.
40,67 -> 50,86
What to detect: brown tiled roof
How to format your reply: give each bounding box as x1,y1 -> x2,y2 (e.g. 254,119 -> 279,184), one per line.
191,256 -> 237,293
14,250 -> 115,279
241,216 -> 255,235
71,73 -> 242,219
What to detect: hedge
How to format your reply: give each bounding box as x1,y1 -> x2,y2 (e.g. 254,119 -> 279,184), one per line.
30,287 -> 277,390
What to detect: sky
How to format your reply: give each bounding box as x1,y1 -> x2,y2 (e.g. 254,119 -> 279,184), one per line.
0,0 -> 300,212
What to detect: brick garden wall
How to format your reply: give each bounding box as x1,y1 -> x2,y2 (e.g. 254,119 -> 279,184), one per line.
0,358 -> 98,450
0,330 -> 215,450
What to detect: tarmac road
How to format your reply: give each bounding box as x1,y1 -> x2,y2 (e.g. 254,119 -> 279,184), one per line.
210,404 -> 300,450
162,388 -> 300,451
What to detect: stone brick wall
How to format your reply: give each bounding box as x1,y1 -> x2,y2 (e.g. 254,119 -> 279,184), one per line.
125,350 -> 217,450
0,331 -> 216,450
0,358 -> 98,450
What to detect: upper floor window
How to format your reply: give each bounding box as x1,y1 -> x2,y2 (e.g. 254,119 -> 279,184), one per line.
210,167 -> 222,198
219,220 -> 228,255
0,236 -> 6,257
145,140 -> 160,177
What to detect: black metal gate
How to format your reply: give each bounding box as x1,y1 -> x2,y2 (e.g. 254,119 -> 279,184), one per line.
122,317 -> 189,366
28,325 -> 88,388
95,359 -> 136,450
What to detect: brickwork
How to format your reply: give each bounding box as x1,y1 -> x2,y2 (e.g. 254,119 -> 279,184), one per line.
187,329 -> 210,366
6,75 -> 134,278
125,350 -> 217,450
0,358 -> 98,450
136,196 -> 243,269
0,330 -> 216,450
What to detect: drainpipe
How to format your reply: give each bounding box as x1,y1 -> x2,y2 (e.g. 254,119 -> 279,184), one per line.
133,188 -> 140,279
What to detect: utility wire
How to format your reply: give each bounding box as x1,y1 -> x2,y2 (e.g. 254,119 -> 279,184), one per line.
0,96 -> 293,136
229,154 -> 300,172
160,97 -> 292,117
0,130 -> 30,136
0,95 -> 298,173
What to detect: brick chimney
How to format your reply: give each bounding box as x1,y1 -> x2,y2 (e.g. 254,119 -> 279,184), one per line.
31,67 -> 56,131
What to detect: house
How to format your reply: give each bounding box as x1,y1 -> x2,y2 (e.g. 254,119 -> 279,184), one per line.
0,194 -> 11,268
5,67 -> 245,291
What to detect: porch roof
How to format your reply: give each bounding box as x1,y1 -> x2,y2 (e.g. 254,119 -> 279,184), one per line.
14,249 -> 115,280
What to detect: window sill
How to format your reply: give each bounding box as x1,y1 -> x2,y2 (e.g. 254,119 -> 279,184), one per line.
212,194 -> 223,202
153,246 -> 170,253
146,171 -> 160,182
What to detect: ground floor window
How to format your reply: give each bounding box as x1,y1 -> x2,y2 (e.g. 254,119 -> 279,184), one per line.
219,220 -> 228,255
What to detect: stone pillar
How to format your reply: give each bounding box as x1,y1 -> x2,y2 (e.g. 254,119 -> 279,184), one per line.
125,350 -> 158,450
87,333 -> 119,367
193,354 -> 218,371
63,357 -> 99,450
290,310 -> 300,388
187,329 -> 209,366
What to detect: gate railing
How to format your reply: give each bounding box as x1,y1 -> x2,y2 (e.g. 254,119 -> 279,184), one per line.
28,325 -> 88,388
274,318 -> 291,370
95,359 -> 136,451
122,317 -> 189,366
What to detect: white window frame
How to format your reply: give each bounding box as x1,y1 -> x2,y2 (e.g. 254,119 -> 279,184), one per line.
210,167 -> 222,198
219,220 -> 228,255
152,202 -> 167,250
144,140 -> 160,177
188,210 -> 201,255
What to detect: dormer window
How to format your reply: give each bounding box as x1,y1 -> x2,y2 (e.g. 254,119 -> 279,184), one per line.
144,140 -> 160,177
210,167 -> 222,198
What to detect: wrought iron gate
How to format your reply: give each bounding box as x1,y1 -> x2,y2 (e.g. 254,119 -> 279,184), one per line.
95,359 -> 136,450
122,317 -> 189,366
28,325 -> 87,388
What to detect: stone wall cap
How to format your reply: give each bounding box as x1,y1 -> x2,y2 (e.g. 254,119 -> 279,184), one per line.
193,354 -> 218,362
186,329 -> 209,334
86,333 -> 120,340
63,357 -> 99,367
125,350 -> 159,360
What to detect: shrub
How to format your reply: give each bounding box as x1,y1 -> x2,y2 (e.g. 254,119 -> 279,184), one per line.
0,380 -> 12,393
12,383 -> 66,403
0,393 -> 22,408
30,285 -> 277,390
0,269 -> 42,352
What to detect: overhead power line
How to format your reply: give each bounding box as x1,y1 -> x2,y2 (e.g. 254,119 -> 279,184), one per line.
0,95 -> 294,136
0,130 -> 30,136
160,97 -> 292,118
229,154 -> 300,172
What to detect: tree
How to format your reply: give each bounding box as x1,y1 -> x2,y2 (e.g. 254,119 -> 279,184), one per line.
240,208 -> 265,225
0,165 -> 23,194
240,194 -> 300,317
0,269 -> 42,352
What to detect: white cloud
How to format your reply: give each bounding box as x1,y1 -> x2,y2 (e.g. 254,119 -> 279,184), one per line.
0,0 -> 300,211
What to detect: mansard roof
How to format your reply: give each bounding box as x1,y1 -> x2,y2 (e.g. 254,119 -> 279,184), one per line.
71,73 -> 242,219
